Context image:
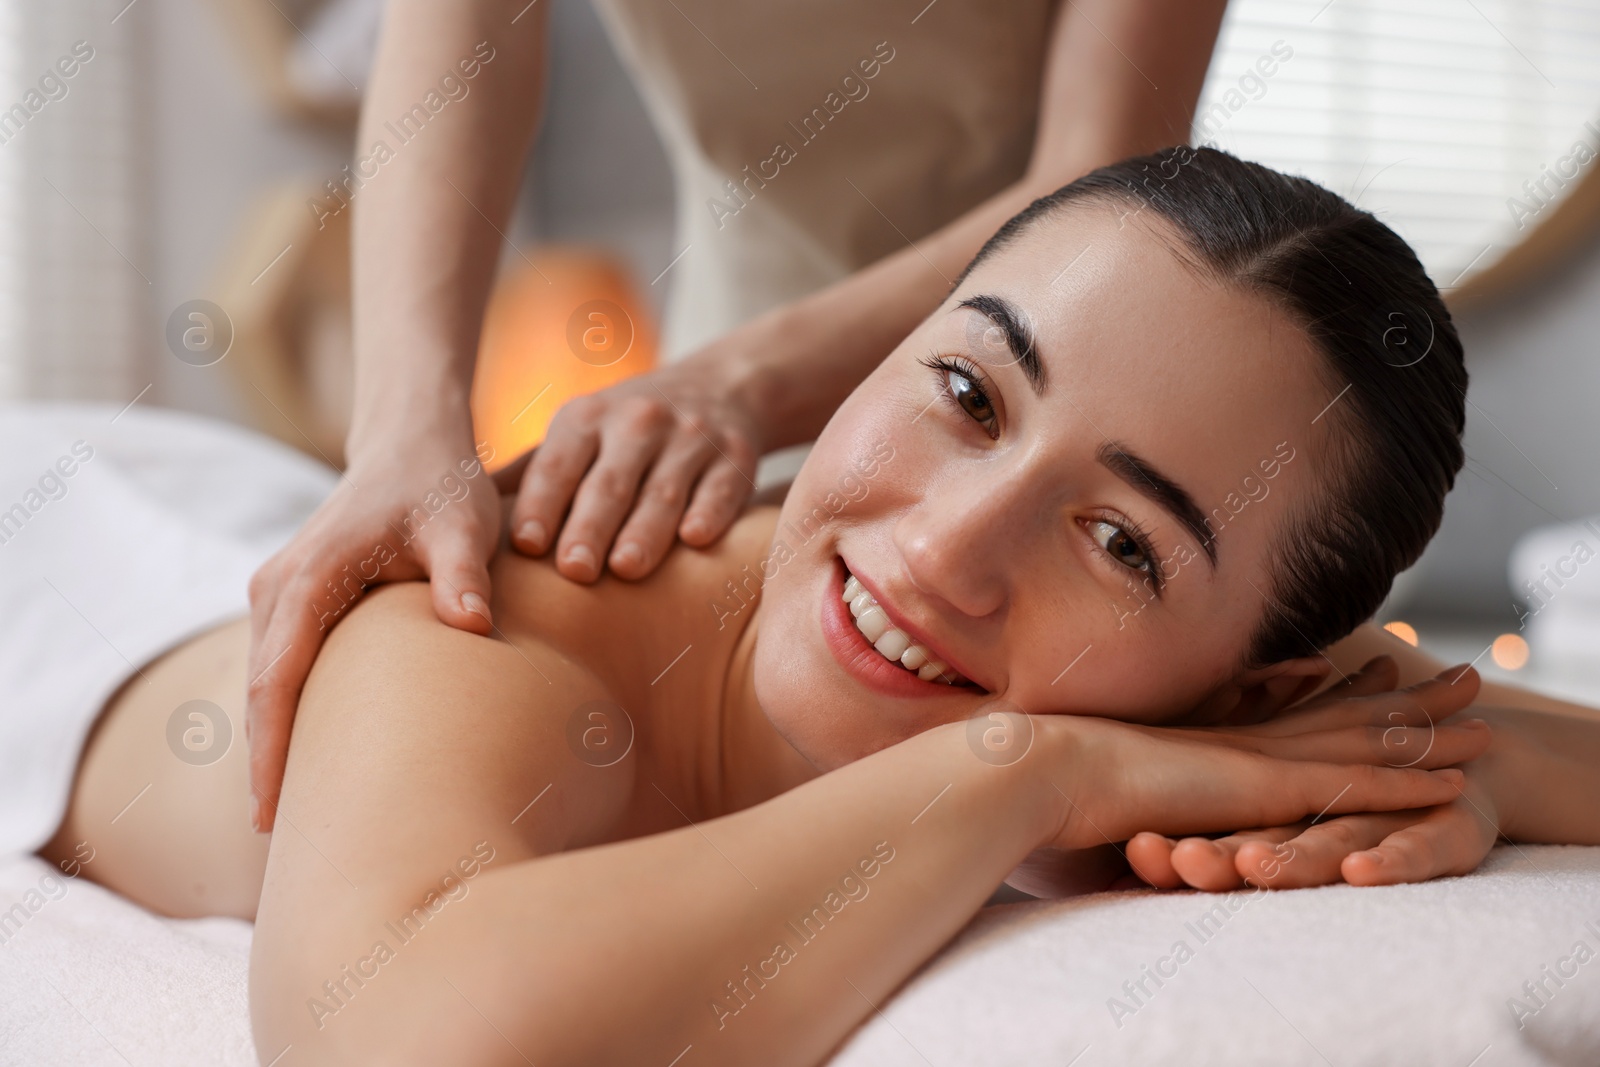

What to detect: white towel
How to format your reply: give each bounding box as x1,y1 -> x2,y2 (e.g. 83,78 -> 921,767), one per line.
0,854 -> 254,1065
4,846 -> 1597,1065
830,844 -> 1600,1067
0,402 -> 335,856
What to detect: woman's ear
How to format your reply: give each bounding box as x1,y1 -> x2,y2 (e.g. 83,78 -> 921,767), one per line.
1186,656 -> 1332,726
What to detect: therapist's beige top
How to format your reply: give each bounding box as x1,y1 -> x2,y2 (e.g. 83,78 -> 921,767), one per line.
589,0 -> 1058,358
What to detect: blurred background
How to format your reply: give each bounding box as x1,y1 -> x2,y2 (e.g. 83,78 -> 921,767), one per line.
4,0 -> 1600,693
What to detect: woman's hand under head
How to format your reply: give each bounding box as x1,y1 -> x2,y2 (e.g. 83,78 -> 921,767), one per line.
750,199 -> 1346,773
1021,660 -> 1489,854
1123,656 -> 1516,893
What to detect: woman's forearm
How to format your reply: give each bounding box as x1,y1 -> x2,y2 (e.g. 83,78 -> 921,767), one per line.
1328,622 -> 1600,845
346,0 -> 547,461
506,722 -> 1054,1066
1468,706 -> 1600,845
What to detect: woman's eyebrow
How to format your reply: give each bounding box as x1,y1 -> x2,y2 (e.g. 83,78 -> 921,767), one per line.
956,294 -> 1047,397
1096,441 -> 1218,568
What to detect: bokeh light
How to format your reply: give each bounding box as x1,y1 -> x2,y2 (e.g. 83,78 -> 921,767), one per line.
1491,633 -> 1529,671
1382,620 -> 1419,647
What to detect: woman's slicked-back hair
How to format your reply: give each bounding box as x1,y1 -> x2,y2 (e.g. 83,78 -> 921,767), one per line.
957,146 -> 1467,669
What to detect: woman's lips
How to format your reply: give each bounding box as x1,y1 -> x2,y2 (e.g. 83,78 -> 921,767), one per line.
820,555 -> 977,698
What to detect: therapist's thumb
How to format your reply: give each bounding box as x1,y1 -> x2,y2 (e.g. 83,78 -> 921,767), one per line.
418,523 -> 496,635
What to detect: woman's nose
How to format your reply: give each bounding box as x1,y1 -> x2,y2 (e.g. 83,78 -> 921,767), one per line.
892,476 -> 1022,619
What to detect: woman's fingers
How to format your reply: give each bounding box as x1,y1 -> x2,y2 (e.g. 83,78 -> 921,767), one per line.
1247,720 -> 1493,769
413,517 -> 497,634
1126,832 -> 1185,889
1172,825 -> 1305,891
1128,784 -> 1499,894
1314,655 -> 1400,702
504,362 -> 765,577
1231,811 -> 1419,888
510,387 -> 758,578
549,399 -> 675,582
1341,801 -> 1497,887
1245,759 -> 1465,837
1129,826 -> 1304,891
1233,663 -> 1481,739
1069,751 -> 1466,851
246,566 -> 351,833
1195,718 -> 1493,770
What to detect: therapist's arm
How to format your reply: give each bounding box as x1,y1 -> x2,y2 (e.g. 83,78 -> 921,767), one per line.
710,0 -> 1231,453
507,0 -> 1231,581
245,0 -> 547,832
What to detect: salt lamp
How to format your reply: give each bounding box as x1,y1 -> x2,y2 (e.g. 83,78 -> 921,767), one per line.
471,246 -> 658,473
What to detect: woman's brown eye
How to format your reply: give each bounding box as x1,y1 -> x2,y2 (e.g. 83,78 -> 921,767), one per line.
949,371 -> 994,423
1090,520 -> 1150,572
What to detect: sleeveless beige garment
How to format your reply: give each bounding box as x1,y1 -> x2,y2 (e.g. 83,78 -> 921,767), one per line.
589,0 -> 1058,358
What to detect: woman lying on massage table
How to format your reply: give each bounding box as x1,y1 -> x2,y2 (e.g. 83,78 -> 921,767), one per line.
42,148 -> 1600,1066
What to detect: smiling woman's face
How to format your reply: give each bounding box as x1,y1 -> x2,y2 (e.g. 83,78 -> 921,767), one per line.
751,202 -> 1346,770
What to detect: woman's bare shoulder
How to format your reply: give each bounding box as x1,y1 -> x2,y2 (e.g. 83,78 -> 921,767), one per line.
300,578 -> 632,853
309,504 -> 782,685
287,504 -> 784,852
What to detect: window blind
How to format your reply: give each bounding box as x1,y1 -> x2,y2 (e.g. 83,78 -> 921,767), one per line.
1193,0 -> 1600,288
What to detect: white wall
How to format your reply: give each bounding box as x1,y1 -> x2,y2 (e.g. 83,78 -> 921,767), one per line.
517,0 -> 674,291
1410,236 -> 1600,618
147,0 -> 351,423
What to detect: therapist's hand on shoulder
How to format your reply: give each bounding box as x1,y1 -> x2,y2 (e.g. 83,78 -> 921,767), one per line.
245,436 -> 500,832
494,355 -> 763,582
245,362 -> 759,832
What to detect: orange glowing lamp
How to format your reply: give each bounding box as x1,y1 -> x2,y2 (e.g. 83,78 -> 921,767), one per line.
471,246 -> 658,472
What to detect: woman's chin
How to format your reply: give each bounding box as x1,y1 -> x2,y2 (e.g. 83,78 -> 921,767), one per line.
755,680 -> 878,772
751,555 -> 960,770
753,660 -> 888,773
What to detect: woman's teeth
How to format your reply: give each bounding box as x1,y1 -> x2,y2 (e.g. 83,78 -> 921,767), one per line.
842,572 -> 970,686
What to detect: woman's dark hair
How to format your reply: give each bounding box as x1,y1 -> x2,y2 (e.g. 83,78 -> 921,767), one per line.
958,146 -> 1467,669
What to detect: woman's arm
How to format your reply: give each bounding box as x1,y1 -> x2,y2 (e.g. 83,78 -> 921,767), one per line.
249,588 -> 1476,1066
